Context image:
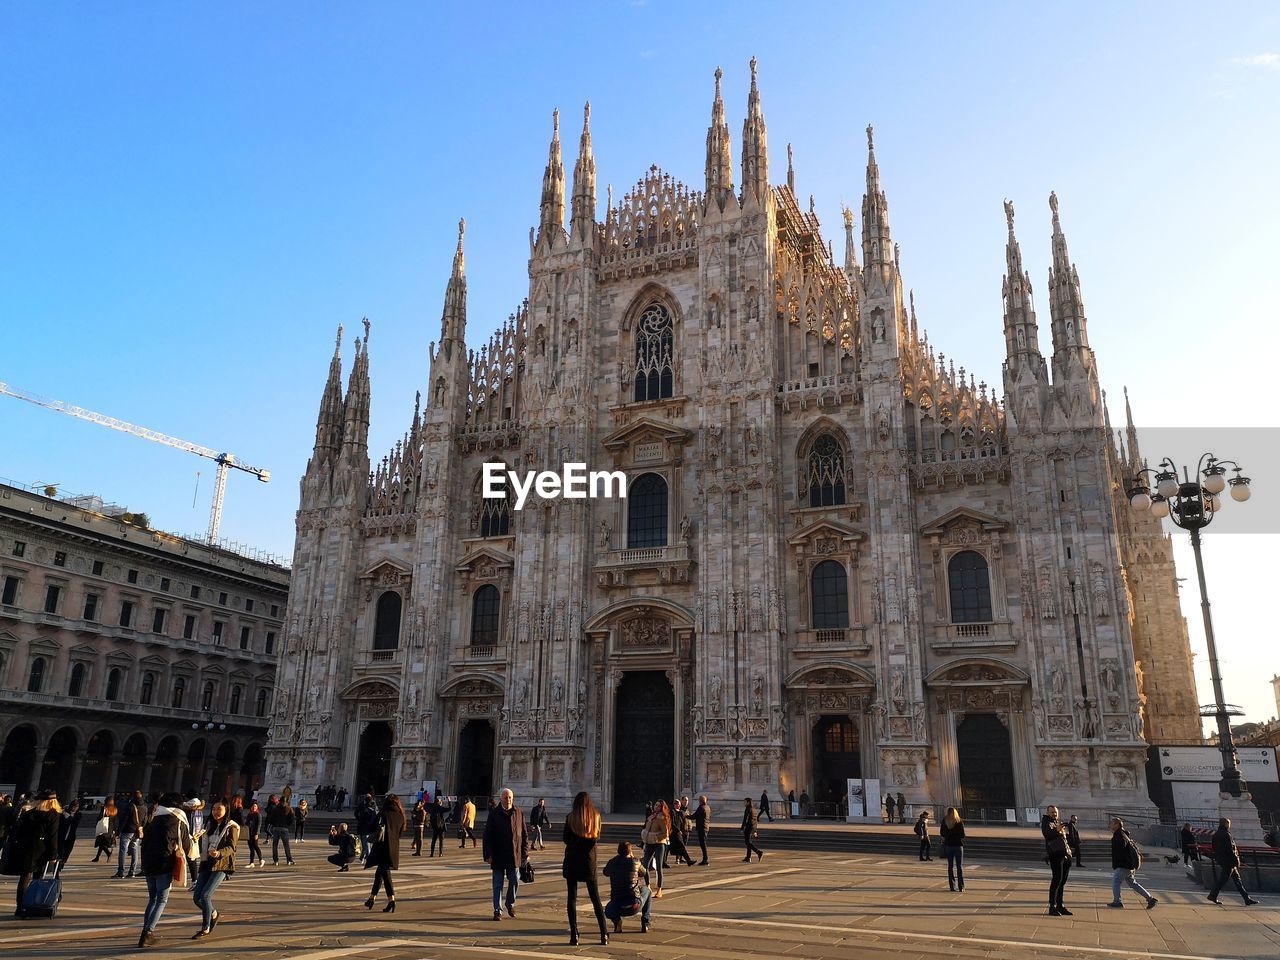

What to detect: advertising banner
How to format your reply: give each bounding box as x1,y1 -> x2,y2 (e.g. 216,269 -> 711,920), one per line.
1157,746 -> 1278,784
864,778 -> 882,822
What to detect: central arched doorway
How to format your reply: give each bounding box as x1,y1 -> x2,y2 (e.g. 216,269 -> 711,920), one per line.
956,713 -> 1015,818
356,721 -> 394,795
455,720 -> 495,800
42,728 -> 78,796
613,671 -> 674,813
812,716 -> 860,805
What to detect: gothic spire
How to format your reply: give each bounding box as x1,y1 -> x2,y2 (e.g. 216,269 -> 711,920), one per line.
1124,386 -> 1142,471
569,101 -> 596,245
538,109 -> 566,247
1002,198 -> 1043,357
841,205 -> 860,282
439,218 -> 467,357
1047,190 -> 1089,353
740,57 -> 769,207
861,124 -> 894,286
704,66 -> 735,212
311,323 -> 345,464
341,319 -> 371,459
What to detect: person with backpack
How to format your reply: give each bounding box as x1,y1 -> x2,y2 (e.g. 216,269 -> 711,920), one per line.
1107,816 -> 1157,909
1207,817 -> 1260,906
113,790 -> 146,879
914,810 -> 933,861
884,792 -> 896,824
137,793 -> 193,949
327,822 -> 360,870
4,789 -> 61,919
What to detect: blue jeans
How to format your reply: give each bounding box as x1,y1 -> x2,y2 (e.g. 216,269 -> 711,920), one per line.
1111,868 -> 1153,903
272,831 -> 293,863
117,832 -> 138,875
491,866 -> 519,913
605,886 -> 652,924
945,845 -> 964,889
192,868 -> 226,930
143,873 -> 173,933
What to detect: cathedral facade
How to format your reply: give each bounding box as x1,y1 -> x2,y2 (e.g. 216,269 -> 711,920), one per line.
265,62 -> 1200,816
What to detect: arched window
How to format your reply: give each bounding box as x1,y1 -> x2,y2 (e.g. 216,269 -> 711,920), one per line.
626,473 -> 668,548
105,667 -> 122,701
948,550 -> 992,623
230,685 -> 242,714
372,591 -> 402,651
470,584 -> 500,648
201,680 -> 215,711
633,302 -> 674,402
478,468 -> 511,538
68,662 -> 86,697
172,676 -> 186,709
255,689 -> 268,717
27,657 -> 45,693
140,671 -> 155,706
810,560 -> 850,629
806,434 -> 847,507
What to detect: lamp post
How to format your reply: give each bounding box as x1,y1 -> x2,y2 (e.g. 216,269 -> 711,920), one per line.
1125,454 -> 1252,797
191,715 -> 228,733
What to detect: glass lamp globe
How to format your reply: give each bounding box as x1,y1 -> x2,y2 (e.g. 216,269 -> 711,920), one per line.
1156,475 -> 1179,499
1130,491 -> 1151,512
1230,482 -> 1252,502
1151,498 -> 1170,519
1203,471 -> 1227,495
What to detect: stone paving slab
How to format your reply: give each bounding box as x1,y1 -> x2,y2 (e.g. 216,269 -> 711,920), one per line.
1,838 -> 1276,960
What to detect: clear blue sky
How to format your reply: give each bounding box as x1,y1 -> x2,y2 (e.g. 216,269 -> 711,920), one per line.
3,3 -> 1278,727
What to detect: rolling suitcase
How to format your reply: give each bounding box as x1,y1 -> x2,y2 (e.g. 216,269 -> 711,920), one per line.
22,862 -> 62,918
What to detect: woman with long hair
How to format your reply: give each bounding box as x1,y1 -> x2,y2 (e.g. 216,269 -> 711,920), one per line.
641,799 -> 671,897
741,797 -> 763,862
940,807 -> 965,892
7,790 -> 61,919
190,801 -> 240,939
364,793 -> 405,913
562,791 -> 608,945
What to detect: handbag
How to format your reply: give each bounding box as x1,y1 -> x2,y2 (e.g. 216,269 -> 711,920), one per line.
172,850 -> 188,888
519,860 -> 535,884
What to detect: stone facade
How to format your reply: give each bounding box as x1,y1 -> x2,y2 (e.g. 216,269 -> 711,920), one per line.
266,62 -> 1198,814
0,481 -> 286,799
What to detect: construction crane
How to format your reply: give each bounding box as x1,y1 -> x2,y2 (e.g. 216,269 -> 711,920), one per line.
0,380 -> 270,543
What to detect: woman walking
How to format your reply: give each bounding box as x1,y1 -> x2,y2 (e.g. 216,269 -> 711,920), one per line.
58,798 -> 84,870
364,793 -> 405,913
92,798 -> 117,863
137,793 -> 193,949
562,791 -> 608,946
1042,805 -> 1073,916
191,801 -> 240,939
641,800 -> 671,897
410,799 -> 426,856
741,797 -> 763,862
5,790 -> 61,919
244,800 -> 264,868
940,807 -> 965,892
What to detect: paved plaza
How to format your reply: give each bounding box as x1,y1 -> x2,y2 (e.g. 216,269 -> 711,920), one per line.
1,835 -> 1277,960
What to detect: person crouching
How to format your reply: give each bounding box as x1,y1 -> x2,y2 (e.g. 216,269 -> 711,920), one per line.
603,841 -> 652,934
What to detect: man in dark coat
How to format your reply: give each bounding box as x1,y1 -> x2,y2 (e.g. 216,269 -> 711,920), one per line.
355,794 -> 378,864
1208,818 -> 1260,906
113,790 -> 146,878
759,791 -> 774,822
692,795 -> 711,865
482,787 -> 529,921
429,795 -> 449,858
603,841 -> 652,933
1066,815 -> 1083,867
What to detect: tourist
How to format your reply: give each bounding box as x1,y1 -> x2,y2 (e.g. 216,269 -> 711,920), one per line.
0,794 -> 13,849
460,795 -> 477,848
55,798 -> 82,871
759,790 -> 774,822
914,810 -> 932,861
1066,814 -> 1083,867
482,787 -> 529,920
693,795 -> 711,865
267,794 -> 295,865
113,790 -> 146,879
356,794 -> 378,862
91,799 -> 116,863
294,798 -> 310,842
884,792 -> 896,824
1042,805 -> 1073,916
137,793 -> 193,949
410,799 -> 426,856
1107,816 -> 1156,909
6,789 -> 61,919
530,797 -> 551,851
741,797 -> 764,862
562,791 -> 608,946
244,800 -> 264,867
799,790 -> 811,818
190,801 -> 240,939
603,840 -> 652,934
668,799 -> 694,866
228,794 -> 245,827
896,792 -> 906,823
328,822 -> 359,870
364,793 -> 405,913
940,807 -> 965,892
429,794 -> 449,857
641,800 -> 671,895
1180,823 -> 1198,865
1207,817 -> 1260,906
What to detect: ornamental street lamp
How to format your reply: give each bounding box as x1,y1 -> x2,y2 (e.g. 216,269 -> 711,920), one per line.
192,715 -> 228,732
1126,454 -> 1252,797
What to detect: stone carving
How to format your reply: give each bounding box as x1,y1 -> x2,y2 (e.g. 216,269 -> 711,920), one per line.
890,666 -> 906,711
1032,704 -> 1047,740
1081,699 -> 1100,739
1107,766 -> 1136,790
815,536 -> 838,555
1048,664 -> 1067,712
551,676 -> 564,717
709,674 -> 723,716
749,586 -> 763,631
595,519 -> 610,549
620,615 -> 671,649
750,673 -> 765,715
1091,562 -> 1109,617
680,515 -> 692,542
1048,715 -> 1073,736
885,575 -> 901,623
1038,565 -> 1057,619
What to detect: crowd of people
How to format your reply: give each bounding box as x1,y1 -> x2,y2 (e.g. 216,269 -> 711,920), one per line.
0,786 -> 1267,947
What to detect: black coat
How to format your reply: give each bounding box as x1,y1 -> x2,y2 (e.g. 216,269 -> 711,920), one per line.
3,809 -> 60,876
561,818 -> 598,882
139,809 -> 191,877
328,830 -> 358,863
59,810 -> 83,852
482,804 -> 528,870
940,820 -> 965,847
693,803 -> 710,832
741,808 -> 758,834
1111,829 -> 1139,870
1212,825 -> 1241,869
366,806 -> 405,870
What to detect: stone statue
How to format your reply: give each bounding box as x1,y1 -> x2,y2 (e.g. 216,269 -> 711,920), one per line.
597,519 -> 611,549
709,674 -> 723,716
890,666 -> 906,706
577,677 -> 587,707
516,677 -> 530,708
1100,660 -> 1119,695
679,515 -> 692,543
750,674 -> 764,715
551,676 -> 565,710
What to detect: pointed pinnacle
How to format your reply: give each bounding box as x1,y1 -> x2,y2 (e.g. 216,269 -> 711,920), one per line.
1004,198 -> 1016,236
866,124 -> 875,152
552,107 -> 559,139
749,55 -> 758,85
1049,190 -> 1060,224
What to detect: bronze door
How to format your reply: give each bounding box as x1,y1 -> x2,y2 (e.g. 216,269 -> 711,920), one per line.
613,671 -> 674,813
455,719 -> 494,800
956,713 -> 1015,818
356,720 -> 394,795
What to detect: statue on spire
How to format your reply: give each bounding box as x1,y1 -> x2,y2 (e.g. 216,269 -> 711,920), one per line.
1004,198 -> 1015,234
866,124 -> 874,150
362,317 -> 371,340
